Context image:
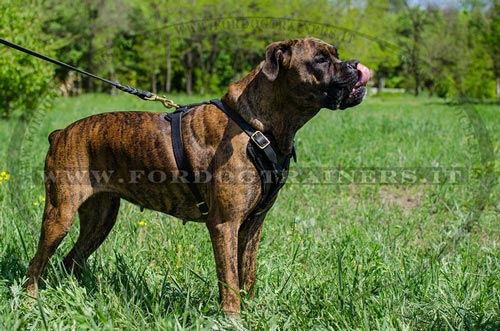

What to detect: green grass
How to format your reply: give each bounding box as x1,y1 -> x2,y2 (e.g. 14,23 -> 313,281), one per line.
0,93 -> 499,330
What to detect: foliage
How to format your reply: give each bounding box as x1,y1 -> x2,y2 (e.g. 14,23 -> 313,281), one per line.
0,2 -> 56,118
481,0 -> 500,97
0,0 -> 499,119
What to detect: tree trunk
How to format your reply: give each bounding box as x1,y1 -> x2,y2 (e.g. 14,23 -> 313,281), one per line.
377,65 -> 386,93
165,39 -> 171,93
110,73 -> 116,96
376,76 -> 385,94
412,42 -> 420,97
197,43 -> 206,94
87,29 -> 95,92
414,72 -> 420,97
207,35 -> 219,93
107,40 -> 115,95
185,51 -> 193,94
151,70 -> 157,94
87,6 -> 98,92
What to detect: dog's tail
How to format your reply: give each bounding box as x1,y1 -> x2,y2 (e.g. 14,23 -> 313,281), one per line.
48,130 -> 62,144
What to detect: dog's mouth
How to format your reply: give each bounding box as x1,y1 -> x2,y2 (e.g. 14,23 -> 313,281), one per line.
338,62 -> 370,109
326,62 -> 370,110
350,63 -> 370,98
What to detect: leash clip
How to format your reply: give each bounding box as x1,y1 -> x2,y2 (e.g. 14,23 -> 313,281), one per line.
251,131 -> 270,149
145,94 -> 180,109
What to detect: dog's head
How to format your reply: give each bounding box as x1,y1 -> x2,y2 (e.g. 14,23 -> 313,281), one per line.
262,37 -> 370,110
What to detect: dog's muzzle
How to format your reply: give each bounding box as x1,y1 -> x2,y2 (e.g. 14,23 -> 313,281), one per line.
333,61 -> 371,110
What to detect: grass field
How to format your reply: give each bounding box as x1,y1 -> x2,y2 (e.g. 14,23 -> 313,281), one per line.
0,93 -> 499,330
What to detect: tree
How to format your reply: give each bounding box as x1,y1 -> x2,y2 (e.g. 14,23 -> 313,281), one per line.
421,7 -> 465,98
4,0 -> 498,100
43,0 -> 132,93
0,2 -> 56,118
396,1 -> 433,96
352,1 -> 402,92
484,1 -> 500,97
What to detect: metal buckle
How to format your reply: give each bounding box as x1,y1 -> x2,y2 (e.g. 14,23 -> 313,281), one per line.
251,131 -> 270,149
196,201 -> 209,215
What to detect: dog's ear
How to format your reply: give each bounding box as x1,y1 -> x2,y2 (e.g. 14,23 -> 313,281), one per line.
262,40 -> 293,81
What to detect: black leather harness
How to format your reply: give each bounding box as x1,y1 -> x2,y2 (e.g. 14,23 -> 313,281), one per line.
165,99 -> 296,218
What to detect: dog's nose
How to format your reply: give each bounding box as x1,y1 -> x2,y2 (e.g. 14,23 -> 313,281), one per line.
345,60 -> 360,70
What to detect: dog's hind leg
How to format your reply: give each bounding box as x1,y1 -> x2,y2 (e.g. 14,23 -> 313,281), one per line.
62,192 -> 120,277
26,193 -> 83,297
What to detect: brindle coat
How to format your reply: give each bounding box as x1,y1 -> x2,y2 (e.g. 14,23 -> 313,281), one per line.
26,37 -> 370,315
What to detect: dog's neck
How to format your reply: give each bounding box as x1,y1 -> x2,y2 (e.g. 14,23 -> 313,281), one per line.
222,62 -> 320,155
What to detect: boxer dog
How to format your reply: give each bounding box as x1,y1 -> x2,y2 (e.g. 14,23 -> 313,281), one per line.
27,37 -> 370,315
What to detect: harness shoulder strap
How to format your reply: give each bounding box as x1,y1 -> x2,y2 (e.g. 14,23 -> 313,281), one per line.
170,110 -> 209,216
167,99 -> 295,218
210,99 -> 296,216
210,99 -> 281,167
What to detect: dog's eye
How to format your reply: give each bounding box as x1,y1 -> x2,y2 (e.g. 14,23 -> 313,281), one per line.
314,56 -> 329,64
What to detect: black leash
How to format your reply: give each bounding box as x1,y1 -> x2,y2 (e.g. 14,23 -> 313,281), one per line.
0,37 -> 179,109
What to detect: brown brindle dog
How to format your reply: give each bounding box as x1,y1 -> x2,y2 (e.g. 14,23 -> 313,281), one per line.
26,37 -> 370,315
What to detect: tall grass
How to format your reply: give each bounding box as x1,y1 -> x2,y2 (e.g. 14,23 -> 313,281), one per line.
0,94 -> 499,330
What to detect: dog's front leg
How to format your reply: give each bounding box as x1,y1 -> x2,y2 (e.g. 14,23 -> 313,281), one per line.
238,213 -> 266,298
206,220 -> 240,316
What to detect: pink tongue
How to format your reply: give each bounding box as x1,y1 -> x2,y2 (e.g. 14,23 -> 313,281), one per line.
355,63 -> 370,87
